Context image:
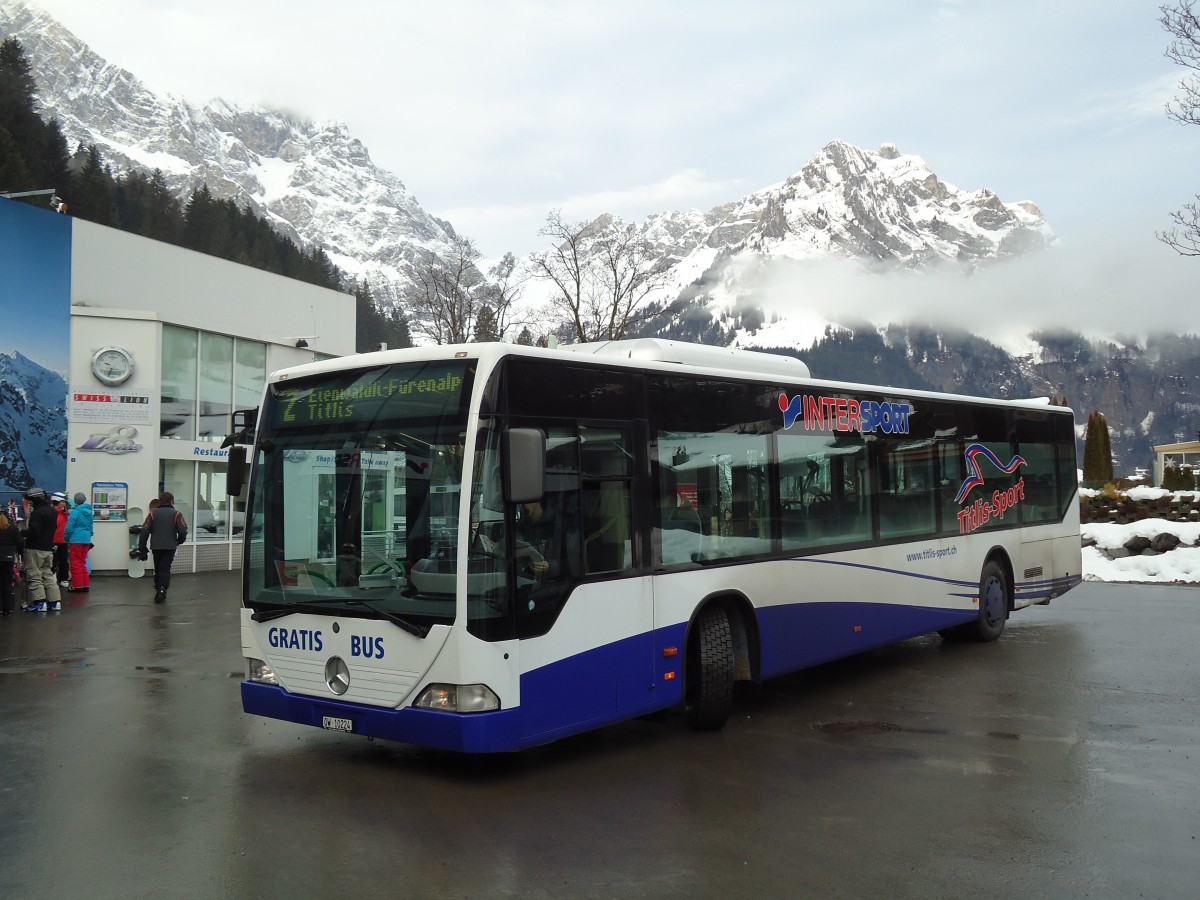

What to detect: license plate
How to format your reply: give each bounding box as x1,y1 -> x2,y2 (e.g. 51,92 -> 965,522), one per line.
322,716 -> 354,733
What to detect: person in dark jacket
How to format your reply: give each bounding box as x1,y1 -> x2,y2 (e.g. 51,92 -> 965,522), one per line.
137,491 -> 188,603
21,488 -> 62,612
0,511 -> 25,615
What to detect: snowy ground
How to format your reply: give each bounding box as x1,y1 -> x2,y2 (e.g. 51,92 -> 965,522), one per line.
1082,518 -> 1200,584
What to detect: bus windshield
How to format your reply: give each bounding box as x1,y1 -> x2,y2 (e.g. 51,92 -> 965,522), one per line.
243,360 -> 476,631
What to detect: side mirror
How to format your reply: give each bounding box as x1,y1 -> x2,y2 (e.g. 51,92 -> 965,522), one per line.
503,428 -> 544,504
226,445 -> 248,497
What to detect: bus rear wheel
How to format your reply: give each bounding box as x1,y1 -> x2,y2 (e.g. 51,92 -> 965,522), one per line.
685,605 -> 735,730
967,560 -> 1009,642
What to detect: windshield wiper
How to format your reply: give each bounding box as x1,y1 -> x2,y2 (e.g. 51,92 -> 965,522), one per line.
251,604 -> 311,622
251,598 -> 429,638
333,597 -> 429,638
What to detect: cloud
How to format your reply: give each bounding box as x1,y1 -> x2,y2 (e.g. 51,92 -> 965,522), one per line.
558,169 -> 748,219
741,235 -> 1196,349
1067,73 -> 1181,130
440,169 -> 748,257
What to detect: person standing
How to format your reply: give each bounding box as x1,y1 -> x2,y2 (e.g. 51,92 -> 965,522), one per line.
50,492 -> 70,588
21,488 -> 62,612
0,512 -> 24,616
65,491 -> 94,592
137,491 -> 188,603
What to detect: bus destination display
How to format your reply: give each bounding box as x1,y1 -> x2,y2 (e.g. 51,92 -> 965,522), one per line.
269,363 -> 468,428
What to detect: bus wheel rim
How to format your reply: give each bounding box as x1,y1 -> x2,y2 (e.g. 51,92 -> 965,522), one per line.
983,576 -> 1005,626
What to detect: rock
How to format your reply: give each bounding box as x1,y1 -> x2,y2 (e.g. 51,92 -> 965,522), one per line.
1082,536 -> 1097,548
1123,536 -> 1152,555
1151,533 -> 1182,553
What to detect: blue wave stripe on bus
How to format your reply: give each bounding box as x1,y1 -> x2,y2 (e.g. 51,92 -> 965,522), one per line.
788,557 -> 1080,601
787,556 -> 979,588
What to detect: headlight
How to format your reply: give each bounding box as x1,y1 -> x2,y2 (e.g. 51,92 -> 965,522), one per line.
414,683 -> 500,713
247,658 -> 278,684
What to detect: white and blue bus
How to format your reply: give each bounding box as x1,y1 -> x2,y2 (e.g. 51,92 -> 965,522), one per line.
236,339 -> 1081,752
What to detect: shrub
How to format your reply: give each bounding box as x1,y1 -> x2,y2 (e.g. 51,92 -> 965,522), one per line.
1081,412 -> 1113,488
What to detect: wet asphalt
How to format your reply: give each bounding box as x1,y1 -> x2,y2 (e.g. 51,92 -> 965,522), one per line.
0,573 -> 1196,899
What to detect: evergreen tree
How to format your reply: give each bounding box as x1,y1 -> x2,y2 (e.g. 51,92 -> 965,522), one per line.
0,123 -> 32,192
355,281 -> 382,351
71,144 -> 118,226
386,304 -> 412,350
1081,411 -> 1114,487
0,38 -> 70,201
36,116 -> 72,196
144,169 -> 183,243
474,305 -> 499,342
354,281 -> 412,352
183,185 -> 225,254
0,38 -> 40,161
115,168 -> 151,233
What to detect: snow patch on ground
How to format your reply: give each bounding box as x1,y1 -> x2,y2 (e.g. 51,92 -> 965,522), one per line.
1082,518 -> 1200,584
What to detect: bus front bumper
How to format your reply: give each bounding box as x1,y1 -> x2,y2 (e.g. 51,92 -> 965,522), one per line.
241,681 -> 521,753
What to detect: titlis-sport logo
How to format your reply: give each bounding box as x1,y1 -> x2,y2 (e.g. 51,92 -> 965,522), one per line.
77,424 -> 142,455
954,443 -> 1027,535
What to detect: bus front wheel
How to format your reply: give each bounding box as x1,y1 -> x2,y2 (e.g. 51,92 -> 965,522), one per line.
685,605 -> 735,730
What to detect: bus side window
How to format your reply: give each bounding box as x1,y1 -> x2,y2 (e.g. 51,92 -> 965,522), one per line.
877,445 -> 937,538
654,442 -> 705,565
580,427 -> 634,574
778,432 -> 869,550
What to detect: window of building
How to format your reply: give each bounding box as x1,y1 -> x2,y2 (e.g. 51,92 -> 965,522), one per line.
161,326 -> 265,443
159,460 -> 194,534
161,325 -> 198,439
196,460 -> 230,541
159,326 -> 266,544
198,332 -> 234,443
235,340 -> 267,417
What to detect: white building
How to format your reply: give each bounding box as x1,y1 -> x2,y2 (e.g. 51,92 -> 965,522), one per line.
1153,439 -> 1200,489
2,199 -> 354,574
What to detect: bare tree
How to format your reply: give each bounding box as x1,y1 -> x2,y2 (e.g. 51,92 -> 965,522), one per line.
480,251 -> 527,341
530,210 -> 670,343
408,240 -> 529,344
1160,2 -> 1200,255
408,236 -> 486,344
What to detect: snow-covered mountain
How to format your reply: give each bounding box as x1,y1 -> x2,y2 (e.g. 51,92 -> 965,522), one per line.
598,138 -> 1054,349
640,138 -> 1051,283
6,2 -> 1197,474
0,350 -> 67,494
0,1 -> 463,310
1,2 -> 1051,321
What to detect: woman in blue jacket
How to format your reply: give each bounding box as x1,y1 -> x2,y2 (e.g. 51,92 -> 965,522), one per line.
65,492 -> 94,592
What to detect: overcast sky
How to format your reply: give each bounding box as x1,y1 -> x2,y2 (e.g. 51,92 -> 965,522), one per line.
20,0 -> 1200,338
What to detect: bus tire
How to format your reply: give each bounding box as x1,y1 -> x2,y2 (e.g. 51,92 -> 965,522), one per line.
968,560 -> 1009,642
685,604 -> 735,730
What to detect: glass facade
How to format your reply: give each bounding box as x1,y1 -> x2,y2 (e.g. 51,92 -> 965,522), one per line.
160,324 -> 266,545
160,325 -> 198,439
158,460 -> 194,535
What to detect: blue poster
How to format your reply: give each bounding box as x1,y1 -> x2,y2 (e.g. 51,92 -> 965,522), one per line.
0,199 -> 72,504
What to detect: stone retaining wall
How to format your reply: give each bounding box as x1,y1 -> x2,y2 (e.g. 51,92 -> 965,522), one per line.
1080,495 -> 1200,525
